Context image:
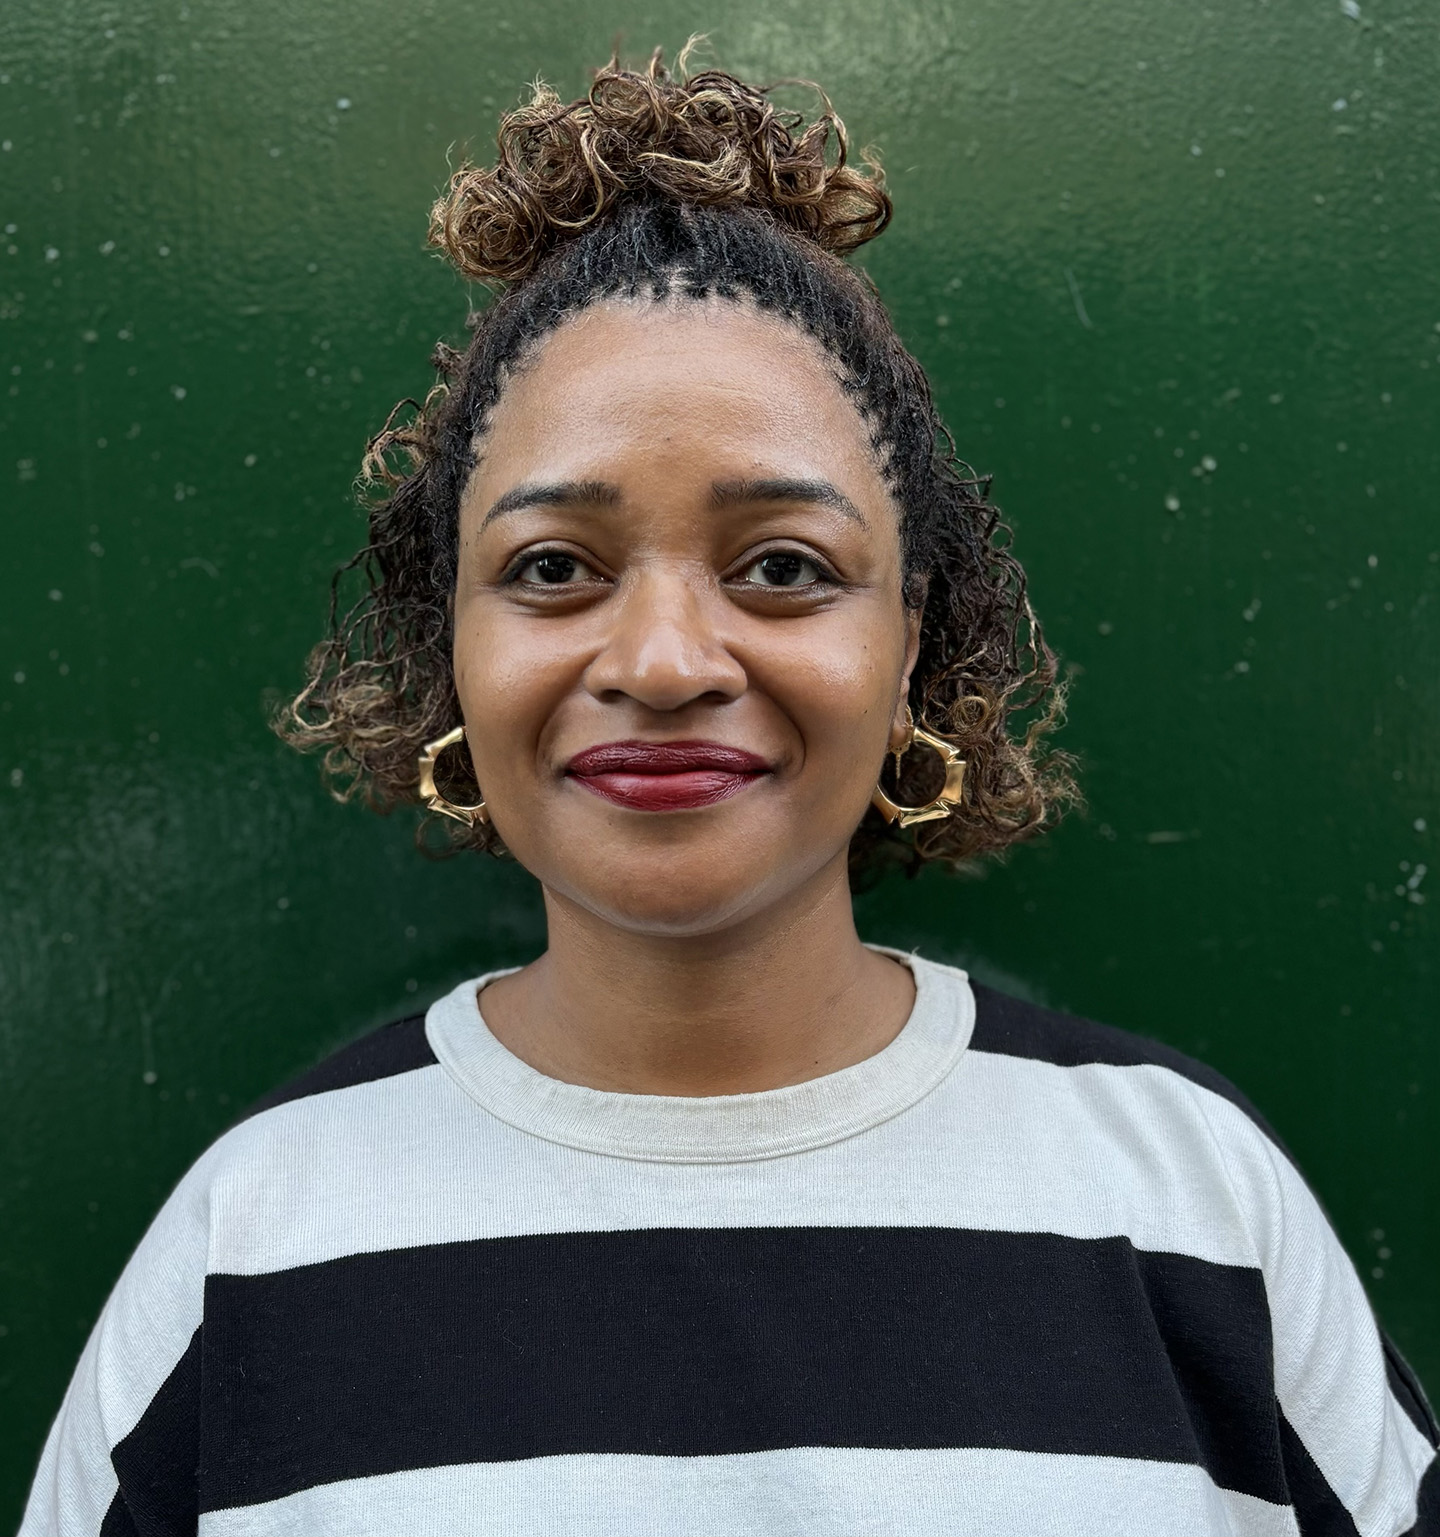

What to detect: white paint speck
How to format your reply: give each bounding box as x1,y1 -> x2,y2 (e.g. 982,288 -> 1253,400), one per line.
1415,818 -> 1428,832
1333,98 -> 1348,111
336,97 -> 351,110
1164,494 -> 1181,512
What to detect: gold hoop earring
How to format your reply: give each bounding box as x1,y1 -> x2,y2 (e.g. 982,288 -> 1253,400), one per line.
871,709 -> 967,830
417,725 -> 489,827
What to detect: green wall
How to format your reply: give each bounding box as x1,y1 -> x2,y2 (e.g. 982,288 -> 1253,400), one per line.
2,0 -> 1437,1518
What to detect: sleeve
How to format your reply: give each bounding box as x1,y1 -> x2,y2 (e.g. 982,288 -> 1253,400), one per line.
1200,1092 -> 1439,1537
19,1161 -> 211,1537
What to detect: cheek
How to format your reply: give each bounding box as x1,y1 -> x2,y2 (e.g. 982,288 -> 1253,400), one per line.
760,608 -> 904,772
451,607 -> 569,780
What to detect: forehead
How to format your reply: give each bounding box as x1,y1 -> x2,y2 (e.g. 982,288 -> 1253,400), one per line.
473,297 -> 886,495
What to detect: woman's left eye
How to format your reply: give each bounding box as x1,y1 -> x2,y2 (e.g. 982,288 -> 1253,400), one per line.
737,551 -> 827,589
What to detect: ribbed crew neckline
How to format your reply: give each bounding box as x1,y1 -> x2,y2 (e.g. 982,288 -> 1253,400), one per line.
424,947 -> 974,1164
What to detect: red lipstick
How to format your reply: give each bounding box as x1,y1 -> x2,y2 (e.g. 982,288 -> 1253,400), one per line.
565,740 -> 771,812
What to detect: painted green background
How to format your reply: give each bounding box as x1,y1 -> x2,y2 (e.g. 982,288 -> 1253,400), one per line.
2,0 -> 1437,1520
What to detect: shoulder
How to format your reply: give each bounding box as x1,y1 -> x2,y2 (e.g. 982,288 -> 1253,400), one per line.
238,1009 -> 438,1121
82,1010 -> 439,1295
934,967 -> 1308,1269
161,1005 -> 470,1280
204,1005 -> 450,1188
963,975 -> 1286,1148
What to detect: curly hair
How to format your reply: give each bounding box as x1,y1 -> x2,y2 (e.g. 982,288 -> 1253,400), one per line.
279,45 -> 1077,878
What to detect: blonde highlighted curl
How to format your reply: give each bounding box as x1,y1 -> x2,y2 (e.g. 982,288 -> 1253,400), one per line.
429,44 -> 890,285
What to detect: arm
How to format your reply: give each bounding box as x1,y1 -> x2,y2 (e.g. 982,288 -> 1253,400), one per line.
20,1165 -> 210,1537
1202,1093 -> 1437,1537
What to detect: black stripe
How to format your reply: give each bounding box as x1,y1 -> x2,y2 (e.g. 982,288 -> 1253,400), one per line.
1278,1410 -> 1361,1537
1386,1335 -> 1440,1447
1400,1450 -> 1439,1537
199,1226 -> 1285,1512
98,1492 -> 141,1537
240,1013 -> 434,1120
108,1325 -> 202,1537
1135,1246 -> 1286,1502
969,983 -> 1287,1144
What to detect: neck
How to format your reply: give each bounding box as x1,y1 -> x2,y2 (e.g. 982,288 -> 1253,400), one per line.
479,857 -> 915,1095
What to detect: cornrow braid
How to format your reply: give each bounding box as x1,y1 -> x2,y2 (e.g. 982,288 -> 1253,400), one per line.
280,49 -> 1077,879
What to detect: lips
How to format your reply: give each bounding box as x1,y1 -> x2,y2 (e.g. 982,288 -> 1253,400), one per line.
565,740 -> 771,812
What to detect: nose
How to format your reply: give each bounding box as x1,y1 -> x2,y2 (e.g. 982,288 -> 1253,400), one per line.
582,564 -> 747,712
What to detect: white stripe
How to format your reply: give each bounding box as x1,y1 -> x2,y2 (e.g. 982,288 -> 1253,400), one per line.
206,1053 -> 1265,1276
198,1446 -> 1299,1537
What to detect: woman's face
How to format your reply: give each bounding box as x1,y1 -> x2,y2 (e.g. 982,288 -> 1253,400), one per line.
453,298 -> 919,937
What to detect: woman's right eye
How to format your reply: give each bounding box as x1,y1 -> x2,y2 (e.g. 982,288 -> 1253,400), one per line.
512,551 -> 595,586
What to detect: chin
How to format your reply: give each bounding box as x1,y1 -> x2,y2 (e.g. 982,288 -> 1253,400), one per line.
498,796 -> 861,939
563,857 -> 781,938
535,825 -> 851,939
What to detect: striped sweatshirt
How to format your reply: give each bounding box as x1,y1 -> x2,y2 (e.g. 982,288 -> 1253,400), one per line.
22,951 -> 1439,1537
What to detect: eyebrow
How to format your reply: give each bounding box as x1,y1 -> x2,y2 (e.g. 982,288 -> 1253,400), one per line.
480,479 -> 621,529
479,475 -> 866,529
709,477 -> 866,526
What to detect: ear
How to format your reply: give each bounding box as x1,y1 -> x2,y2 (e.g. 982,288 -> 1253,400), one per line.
889,604 -> 923,753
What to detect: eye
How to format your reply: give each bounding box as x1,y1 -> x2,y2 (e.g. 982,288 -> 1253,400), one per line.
738,550 -> 827,589
510,550 -> 598,586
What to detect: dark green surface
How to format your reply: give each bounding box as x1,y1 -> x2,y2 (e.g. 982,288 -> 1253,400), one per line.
2,0 -> 1437,1518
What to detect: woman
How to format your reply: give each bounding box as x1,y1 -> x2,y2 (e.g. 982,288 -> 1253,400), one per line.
23,49 -> 1436,1537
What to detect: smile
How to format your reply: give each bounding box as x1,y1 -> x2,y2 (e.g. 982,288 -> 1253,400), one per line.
565,740 -> 772,812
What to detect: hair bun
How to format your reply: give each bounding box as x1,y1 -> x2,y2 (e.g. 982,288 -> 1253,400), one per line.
428,44 -> 892,285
